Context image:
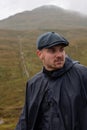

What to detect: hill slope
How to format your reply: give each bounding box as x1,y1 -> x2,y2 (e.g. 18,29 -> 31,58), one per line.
0,5 -> 87,30
0,28 -> 87,130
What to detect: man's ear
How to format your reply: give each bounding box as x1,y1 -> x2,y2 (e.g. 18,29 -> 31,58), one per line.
36,50 -> 43,60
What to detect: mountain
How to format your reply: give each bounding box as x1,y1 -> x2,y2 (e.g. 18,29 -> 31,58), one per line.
0,5 -> 87,30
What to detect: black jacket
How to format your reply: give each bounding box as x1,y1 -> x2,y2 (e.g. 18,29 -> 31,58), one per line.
15,57 -> 87,130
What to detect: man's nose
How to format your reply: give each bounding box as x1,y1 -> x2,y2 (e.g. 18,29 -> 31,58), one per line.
55,51 -> 62,57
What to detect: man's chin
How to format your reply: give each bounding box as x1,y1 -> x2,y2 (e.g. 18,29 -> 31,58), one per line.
54,64 -> 64,69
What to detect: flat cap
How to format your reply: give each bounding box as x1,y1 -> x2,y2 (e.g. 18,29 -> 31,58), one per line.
36,32 -> 69,50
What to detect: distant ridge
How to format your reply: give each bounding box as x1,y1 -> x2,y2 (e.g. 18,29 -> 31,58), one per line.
0,5 -> 87,30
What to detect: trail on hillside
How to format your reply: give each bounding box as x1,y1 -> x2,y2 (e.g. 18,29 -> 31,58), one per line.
18,36 -> 29,78
0,119 -> 4,125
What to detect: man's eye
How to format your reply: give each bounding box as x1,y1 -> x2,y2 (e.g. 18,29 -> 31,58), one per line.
60,48 -> 64,52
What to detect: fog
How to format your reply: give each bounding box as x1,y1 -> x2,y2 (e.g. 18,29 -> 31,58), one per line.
0,0 -> 87,20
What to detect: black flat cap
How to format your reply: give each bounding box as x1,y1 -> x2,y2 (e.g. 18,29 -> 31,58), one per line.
36,32 -> 69,50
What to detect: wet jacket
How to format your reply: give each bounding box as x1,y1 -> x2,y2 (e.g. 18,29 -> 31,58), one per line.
15,56 -> 87,130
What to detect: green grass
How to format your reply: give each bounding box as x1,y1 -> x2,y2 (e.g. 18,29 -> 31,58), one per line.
0,29 -> 87,130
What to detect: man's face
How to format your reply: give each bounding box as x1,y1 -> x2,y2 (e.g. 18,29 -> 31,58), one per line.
37,45 -> 66,71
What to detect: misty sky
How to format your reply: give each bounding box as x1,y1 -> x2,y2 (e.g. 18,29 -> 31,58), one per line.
0,0 -> 87,20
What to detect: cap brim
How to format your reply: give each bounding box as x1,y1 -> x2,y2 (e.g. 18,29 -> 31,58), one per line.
44,41 -> 68,49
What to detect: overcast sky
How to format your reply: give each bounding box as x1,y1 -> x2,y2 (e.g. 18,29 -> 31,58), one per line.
0,0 -> 87,20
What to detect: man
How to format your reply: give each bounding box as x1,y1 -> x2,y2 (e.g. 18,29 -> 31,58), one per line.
15,32 -> 87,130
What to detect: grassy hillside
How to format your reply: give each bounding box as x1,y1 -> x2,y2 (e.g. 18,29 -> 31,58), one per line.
0,28 -> 87,130
0,5 -> 87,30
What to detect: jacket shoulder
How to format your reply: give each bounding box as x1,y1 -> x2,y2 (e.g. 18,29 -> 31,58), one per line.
26,71 -> 46,95
28,71 -> 44,84
73,63 -> 87,75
